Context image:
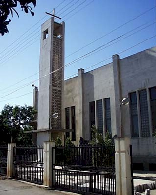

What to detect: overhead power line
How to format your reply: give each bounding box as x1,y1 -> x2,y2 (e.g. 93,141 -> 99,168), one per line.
1,20 -> 155,96
66,5 -> 156,58
0,4 -> 155,92
0,92 -> 33,103
1,3 -> 155,65
0,34 -> 41,66
0,0 -> 95,93
65,0 -> 94,21
1,20 -> 153,96
61,0 -> 87,18
61,21 -> 156,68
1,31 -> 156,98
0,1 -> 72,63
0,0 -> 88,65
0,21 -> 51,63
1,34 -> 156,103
58,0 -> 80,17
0,0 -> 66,56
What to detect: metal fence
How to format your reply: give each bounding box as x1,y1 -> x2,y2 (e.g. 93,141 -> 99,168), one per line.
52,145 -> 116,194
0,146 -> 8,176
13,146 -> 43,185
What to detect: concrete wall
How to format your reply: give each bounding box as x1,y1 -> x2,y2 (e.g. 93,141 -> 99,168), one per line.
37,132 -> 50,146
63,47 -> 156,141
117,47 -> 156,169
63,46 -> 156,169
132,137 -> 156,156
63,63 -> 116,143
63,76 -> 80,144
132,137 -> 156,170
38,18 -> 54,130
83,63 -> 115,139
119,47 -> 156,138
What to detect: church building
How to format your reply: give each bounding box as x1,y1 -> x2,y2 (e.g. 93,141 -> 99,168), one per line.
33,17 -> 156,171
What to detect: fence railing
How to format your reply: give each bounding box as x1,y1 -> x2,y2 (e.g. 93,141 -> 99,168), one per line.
0,146 -> 8,176
0,140 -> 132,195
55,145 -> 115,172
52,145 -> 116,194
13,146 -> 43,185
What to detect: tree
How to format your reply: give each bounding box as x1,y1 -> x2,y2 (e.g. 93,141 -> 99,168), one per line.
0,104 -> 36,145
0,0 -> 36,36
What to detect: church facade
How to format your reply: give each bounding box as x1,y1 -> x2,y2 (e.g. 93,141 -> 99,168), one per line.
34,17 -> 156,171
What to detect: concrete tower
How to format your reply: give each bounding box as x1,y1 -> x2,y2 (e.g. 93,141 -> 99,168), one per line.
37,17 -> 65,145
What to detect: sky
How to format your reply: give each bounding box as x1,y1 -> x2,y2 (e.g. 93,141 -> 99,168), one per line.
0,0 -> 156,111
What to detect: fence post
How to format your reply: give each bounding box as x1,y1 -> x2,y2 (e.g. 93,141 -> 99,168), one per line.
115,137 -> 132,195
7,143 -> 16,178
43,141 -> 55,188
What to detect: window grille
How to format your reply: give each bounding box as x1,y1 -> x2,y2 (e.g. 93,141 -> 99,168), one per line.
104,98 -> 111,134
65,107 -> 70,138
97,99 -> 103,135
150,87 -> 156,134
139,89 -> 150,137
129,92 -> 139,137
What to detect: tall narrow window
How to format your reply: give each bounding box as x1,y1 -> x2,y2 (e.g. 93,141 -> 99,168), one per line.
65,107 -> 70,138
89,101 -> 95,139
139,89 -> 150,137
71,106 -> 76,141
104,98 -> 111,134
97,99 -> 103,135
150,87 -> 156,134
130,92 -> 139,137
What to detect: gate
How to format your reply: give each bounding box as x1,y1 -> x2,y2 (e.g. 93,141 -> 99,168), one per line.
13,146 -> 43,185
0,146 -> 8,176
52,145 -> 116,194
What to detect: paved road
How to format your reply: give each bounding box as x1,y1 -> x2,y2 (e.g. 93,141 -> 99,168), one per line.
0,179 -> 77,195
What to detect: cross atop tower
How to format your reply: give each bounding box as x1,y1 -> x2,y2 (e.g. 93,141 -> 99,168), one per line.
45,8 -> 61,20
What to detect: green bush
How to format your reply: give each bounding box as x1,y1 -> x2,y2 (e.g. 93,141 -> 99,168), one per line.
64,137 -> 75,165
90,125 -> 115,168
55,136 -> 62,147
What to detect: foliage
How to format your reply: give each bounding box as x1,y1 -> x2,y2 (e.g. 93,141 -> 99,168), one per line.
153,129 -> 156,138
0,0 -> 36,36
89,125 -> 115,168
0,104 -> 36,145
55,136 -> 62,147
64,137 -> 75,165
90,125 -> 114,146
65,137 -> 75,147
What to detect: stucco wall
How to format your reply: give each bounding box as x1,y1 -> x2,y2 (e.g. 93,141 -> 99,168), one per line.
83,63 -> 115,139
64,77 -> 79,108
63,63 -> 116,142
120,47 -> 156,96
37,18 -> 53,130
63,77 -> 81,144
119,47 -> 156,165
131,137 -> 156,156
37,132 -> 50,146
131,137 -> 156,170
63,47 -> 156,165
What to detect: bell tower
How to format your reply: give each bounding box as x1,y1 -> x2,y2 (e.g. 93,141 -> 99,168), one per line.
37,17 -> 65,144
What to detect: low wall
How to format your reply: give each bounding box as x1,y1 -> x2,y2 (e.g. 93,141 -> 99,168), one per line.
131,137 -> 156,171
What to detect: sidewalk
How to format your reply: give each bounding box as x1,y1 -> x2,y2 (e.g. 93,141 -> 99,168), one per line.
0,179 -> 77,195
151,190 -> 156,195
